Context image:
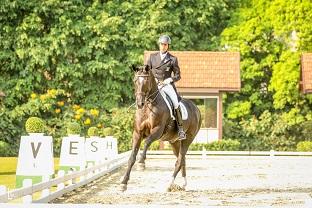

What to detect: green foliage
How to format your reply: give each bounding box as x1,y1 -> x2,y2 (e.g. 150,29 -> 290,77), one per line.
223,111 -> 305,151
66,122 -> 81,135
0,141 -> 12,156
222,0 -> 312,118
188,139 -> 241,151
297,141 -> 312,152
101,127 -> 114,137
87,127 -> 98,137
226,101 -> 251,119
0,0 -> 237,110
109,107 -> 135,153
25,117 -> 45,133
302,120 -> 312,140
0,110 -> 21,155
269,51 -> 300,109
149,141 -> 160,151
141,140 -> 160,151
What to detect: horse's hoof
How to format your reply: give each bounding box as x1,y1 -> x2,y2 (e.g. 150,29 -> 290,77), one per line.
118,184 -> 127,192
167,183 -> 185,192
137,163 -> 145,170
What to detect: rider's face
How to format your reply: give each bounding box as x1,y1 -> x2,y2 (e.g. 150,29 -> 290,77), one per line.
159,43 -> 169,53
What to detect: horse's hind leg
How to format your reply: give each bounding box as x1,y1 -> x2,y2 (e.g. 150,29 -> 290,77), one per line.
167,140 -> 188,191
138,126 -> 164,169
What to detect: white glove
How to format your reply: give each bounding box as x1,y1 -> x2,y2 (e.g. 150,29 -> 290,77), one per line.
163,78 -> 173,85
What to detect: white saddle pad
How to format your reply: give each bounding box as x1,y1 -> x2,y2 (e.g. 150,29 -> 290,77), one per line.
159,91 -> 188,120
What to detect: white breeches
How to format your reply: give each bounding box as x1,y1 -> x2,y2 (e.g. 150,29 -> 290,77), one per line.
158,84 -> 179,109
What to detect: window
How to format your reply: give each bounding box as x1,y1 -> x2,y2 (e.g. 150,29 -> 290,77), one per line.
190,97 -> 218,129
204,98 -> 218,128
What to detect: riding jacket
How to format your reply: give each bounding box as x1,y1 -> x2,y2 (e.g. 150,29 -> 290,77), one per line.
146,52 -> 181,83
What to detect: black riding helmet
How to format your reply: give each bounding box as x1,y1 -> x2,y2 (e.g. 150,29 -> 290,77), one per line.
158,35 -> 171,45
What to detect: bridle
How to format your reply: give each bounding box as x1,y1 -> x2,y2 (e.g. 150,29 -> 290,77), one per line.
135,74 -> 160,103
128,73 -> 162,111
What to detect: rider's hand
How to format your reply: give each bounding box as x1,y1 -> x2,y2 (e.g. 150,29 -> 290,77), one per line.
163,78 -> 173,85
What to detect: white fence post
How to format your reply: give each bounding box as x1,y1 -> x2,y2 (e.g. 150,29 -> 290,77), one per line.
22,179 -> 32,203
202,147 -> 207,160
67,170 -> 73,185
0,185 -> 8,203
41,175 -> 50,198
86,163 -> 93,179
57,170 -> 65,191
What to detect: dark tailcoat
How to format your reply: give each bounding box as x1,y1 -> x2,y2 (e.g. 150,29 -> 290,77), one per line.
146,52 -> 181,83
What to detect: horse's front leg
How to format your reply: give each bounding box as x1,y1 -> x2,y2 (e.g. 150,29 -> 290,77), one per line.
137,126 -> 164,169
120,131 -> 141,191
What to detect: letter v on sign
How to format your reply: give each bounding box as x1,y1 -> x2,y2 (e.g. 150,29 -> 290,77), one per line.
31,142 -> 42,159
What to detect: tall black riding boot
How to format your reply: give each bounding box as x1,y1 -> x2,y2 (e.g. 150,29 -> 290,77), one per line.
175,106 -> 186,140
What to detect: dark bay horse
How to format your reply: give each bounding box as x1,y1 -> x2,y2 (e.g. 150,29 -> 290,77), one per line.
120,65 -> 201,191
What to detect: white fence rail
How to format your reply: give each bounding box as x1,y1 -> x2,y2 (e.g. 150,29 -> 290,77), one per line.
0,151 -> 131,203
1,150 -> 311,204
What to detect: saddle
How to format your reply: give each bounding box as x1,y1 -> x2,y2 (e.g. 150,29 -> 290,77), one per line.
159,91 -> 188,120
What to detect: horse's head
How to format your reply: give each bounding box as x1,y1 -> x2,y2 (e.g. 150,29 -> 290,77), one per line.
132,65 -> 153,109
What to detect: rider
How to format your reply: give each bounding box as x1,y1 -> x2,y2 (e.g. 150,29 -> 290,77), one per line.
146,35 -> 186,140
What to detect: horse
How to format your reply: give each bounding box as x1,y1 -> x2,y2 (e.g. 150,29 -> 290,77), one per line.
120,64 -> 201,191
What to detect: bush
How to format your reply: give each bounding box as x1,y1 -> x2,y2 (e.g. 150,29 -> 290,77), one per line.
101,127 -> 114,137
25,117 -> 45,133
66,122 -> 81,135
87,127 -> 98,137
297,141 -> 312,152
109,107 -> 134,153
224,111 -> 305,151
0,141 -> 12,156
140,140 -> 160,150
189,139 -> 241,151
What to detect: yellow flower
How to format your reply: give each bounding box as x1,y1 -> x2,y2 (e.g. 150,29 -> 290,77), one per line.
47,89 -> 57,97
72,104 -> 80,110
57,101 -> 65,107
84,118 -> 91,125
97,123 -> 102,128
90,109 -> 99,117
31,93 -> 37,99
76,108 -> 85,114
55,108 -> 61,114
75,114 -> 81,120
40,95 -> 47,101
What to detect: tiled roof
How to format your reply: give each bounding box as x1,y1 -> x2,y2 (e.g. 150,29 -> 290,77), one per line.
301,53 -> 312,94
144,51 -> 240,94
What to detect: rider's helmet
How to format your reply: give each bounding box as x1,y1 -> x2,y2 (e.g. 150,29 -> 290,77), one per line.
158,35 -> 171,45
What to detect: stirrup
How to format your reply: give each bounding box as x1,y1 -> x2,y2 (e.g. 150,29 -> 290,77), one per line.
178,130 -> 186,140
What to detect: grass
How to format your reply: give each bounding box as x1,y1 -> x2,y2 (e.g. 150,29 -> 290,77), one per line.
0,157 -> 60,190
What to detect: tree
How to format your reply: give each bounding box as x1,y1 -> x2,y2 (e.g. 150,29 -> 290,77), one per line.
221,0 -> 312,119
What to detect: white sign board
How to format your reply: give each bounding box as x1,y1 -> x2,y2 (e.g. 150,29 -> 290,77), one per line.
85,136 -> 104,163
16,133 -> 54,176
59,135 -> 86,171
103,136 -> 118,159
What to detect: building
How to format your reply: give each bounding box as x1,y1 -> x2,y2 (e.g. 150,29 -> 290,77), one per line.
300,53 -> 312,94
144,51 -> 241,143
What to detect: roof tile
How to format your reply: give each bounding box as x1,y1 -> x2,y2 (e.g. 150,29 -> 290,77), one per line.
144,51 -> 240,92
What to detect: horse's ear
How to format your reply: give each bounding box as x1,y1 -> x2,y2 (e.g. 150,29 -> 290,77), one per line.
144,65 -> 150,72
131,65 -> 138,72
